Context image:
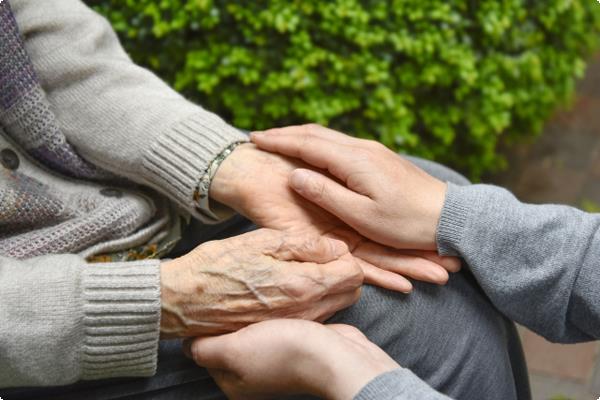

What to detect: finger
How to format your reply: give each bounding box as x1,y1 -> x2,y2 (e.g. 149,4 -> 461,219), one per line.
354,242 -> 450,285
402,250 -> 462,273
253,124 -> 359,146
325,228 -> 364,251
289,169 -> 371,230
313,254 -> 364,294
312,288 -> 362,322
266,233 -> 350,264
252,131 -> 357,182
190,334 -> 236,370
357,258 -> 413,293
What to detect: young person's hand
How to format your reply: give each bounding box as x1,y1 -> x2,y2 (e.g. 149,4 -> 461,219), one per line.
160,229 -> 363,338
251,125 -> 448,251
187,319 -> 400,400
210,144 -> 459,293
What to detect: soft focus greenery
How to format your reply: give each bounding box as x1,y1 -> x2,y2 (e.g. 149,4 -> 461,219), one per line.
93,0 -> 600,178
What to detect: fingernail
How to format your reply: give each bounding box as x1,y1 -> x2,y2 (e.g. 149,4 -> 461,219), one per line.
401,282 -> 413,294
250,131 -> 264,140
431,268 -> 449,284
290,169 -> 311,191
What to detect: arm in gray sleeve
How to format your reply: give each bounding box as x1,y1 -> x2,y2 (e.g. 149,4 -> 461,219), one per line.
354,369 -> 453,400
11,0 -> 247,222
0,255 -> 161,388
437,183 -> 600,343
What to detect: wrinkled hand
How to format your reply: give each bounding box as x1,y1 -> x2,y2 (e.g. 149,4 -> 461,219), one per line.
210,143 -> 459,293
187,319 -> 399,400
251,125 -> 448,251
160,229 -> 363,338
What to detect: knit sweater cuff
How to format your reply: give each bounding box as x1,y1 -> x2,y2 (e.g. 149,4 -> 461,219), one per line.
354,368 -> 451,400
81,259 -> 161,381
436,183 -> 471,256
141,112 -> 249,223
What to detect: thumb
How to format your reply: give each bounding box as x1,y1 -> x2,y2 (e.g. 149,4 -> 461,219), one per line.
189,334 -> 235,370
290,169 -> 369,228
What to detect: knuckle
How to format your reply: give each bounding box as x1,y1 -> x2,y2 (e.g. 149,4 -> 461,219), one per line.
367,140 -> 385,151
337,324 -> 364,338
303,123 -> 323,134
332,259 -> 364,288
350,264 -> 365,286
300,236 -> 319,253
306,178 -> 326,201
285,276 -> 324,303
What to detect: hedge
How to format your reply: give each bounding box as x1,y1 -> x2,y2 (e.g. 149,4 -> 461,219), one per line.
92,0 -> 600,178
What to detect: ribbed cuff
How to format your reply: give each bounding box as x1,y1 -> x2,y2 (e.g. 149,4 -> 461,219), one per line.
436,183 -> 471,256
80,260 -> 161,380
354,368 -> 451,400
141,112 -> 248,223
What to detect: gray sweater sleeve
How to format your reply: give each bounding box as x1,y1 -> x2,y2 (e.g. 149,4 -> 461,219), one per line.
11,0 -> 248,222
0,255 -> 161,388
354,369 -> 452,400
437,183 -> 600,343
355,182 -> 600,399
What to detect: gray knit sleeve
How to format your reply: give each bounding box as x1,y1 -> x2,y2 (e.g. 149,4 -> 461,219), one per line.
0,255 -> 161,388
437,183 -> 600,343
11,0 -> 248,223
354,369 -> 453,400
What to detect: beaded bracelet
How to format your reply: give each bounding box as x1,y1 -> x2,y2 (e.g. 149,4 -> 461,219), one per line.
193,141 -> 246,220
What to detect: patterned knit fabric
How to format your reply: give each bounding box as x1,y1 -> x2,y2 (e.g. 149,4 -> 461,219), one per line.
0,0 -> 109,180
0,0 -> 165,259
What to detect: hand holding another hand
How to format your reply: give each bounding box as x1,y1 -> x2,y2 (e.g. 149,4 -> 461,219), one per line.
251,124 -> 449,251
210,143 -> 459,293
187,319 -> 400,400
160,229 -> 363,338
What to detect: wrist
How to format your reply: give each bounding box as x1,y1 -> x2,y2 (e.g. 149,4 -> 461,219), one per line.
159,259 -> 188,338
304,352 -> 392,400
420,179 -> 448,249
209,142 -> 255,209
325,366 -> 387,400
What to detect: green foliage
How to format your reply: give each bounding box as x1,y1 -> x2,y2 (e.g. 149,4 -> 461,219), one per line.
92,0 -> 600,178
580,198 -> 600,213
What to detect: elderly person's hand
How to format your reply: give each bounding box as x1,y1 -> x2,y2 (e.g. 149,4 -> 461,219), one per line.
251,125 -> 448,251
210,143 -> 459,293
160,229 -> 363,337
186,319 -> 399,400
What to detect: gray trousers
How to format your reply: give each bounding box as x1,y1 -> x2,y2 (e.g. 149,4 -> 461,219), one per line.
2,157 -> 530,400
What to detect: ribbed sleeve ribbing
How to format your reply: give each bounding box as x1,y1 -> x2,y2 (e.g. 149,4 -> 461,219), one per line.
354,368 -> 452,400
80,260 -> 161,380
436,183 -> 471,256
141,112 -> 248,223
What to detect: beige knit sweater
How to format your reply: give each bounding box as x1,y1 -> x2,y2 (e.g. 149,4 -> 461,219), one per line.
0,0 -> 247,388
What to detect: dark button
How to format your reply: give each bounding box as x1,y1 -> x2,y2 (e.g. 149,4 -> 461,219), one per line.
0,148 -> 19,170
100,188 -> 123,198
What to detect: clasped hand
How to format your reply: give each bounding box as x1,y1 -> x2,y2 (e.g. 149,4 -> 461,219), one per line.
210,139 -> 459,293
161,124 -> 457,338
181,125 -> 457,399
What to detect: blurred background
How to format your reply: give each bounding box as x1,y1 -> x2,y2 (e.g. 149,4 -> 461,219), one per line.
89,1 -> 600,398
